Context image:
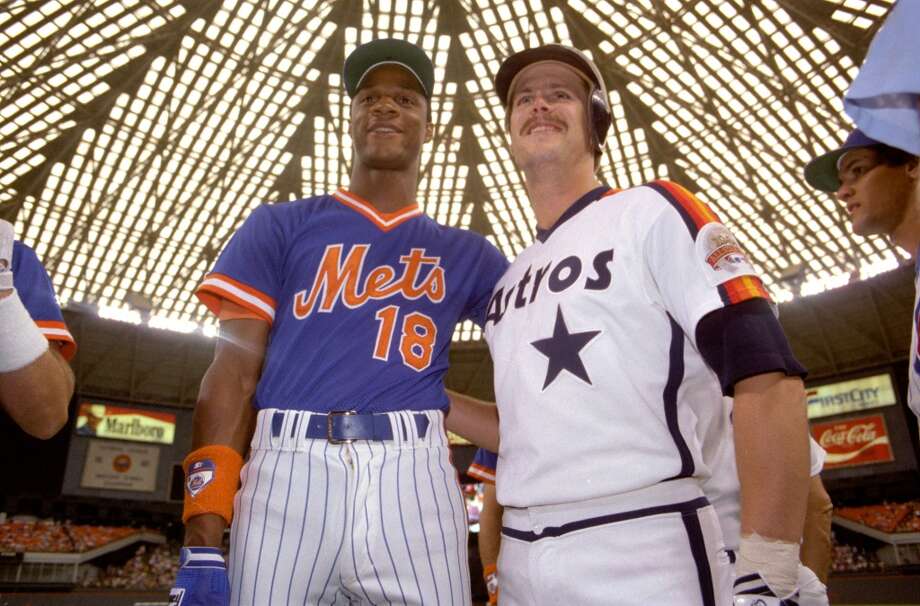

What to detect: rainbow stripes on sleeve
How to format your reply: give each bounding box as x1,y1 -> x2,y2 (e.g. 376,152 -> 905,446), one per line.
648,180 -> 771,307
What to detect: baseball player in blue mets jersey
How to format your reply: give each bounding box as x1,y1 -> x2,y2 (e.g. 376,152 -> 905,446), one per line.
467,44 -> 811,605
0,219 -> 76,439
169,39 -> 508,606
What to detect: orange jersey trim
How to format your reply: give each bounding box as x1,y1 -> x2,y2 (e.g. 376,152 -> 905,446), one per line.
218,299 -> 266,322
653,180 -> 722,227
467,463 -> 496,485
35,320 -> 77,361
651,180 -> 771,305
196,273 -> 276,325
721,274 -> 771,304
333,189 -> 422,232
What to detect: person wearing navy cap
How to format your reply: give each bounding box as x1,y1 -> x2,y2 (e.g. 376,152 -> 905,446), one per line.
805,130 -> 919,419
170,38 -> 507,606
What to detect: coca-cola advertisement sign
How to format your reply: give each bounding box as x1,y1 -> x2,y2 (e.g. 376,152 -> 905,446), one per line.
811,414 -> 894,469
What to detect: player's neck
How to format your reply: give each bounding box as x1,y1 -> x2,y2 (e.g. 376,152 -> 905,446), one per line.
891,190 -> 920,258
525,161 -> 601,231
348,169 -> 420,213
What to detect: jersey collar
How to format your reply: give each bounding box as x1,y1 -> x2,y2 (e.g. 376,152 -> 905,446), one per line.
535,185 -> 617,243
334,189 -> 422,232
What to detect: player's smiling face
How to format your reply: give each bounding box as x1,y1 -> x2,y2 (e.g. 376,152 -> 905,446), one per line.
507,62 -> 592,170
836,148 -> 919,237
350,65 -> 432,172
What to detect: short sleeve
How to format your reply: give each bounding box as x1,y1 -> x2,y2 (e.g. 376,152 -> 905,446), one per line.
462,239 -> 509,328
467,448 -> 498,485
642,181 -> 770,338
196,205 -> 285,324
809,436 -> 826,477
12,242 -> 76,360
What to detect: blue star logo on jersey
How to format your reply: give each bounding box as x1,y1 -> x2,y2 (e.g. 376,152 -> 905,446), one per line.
530,305 -> 601,390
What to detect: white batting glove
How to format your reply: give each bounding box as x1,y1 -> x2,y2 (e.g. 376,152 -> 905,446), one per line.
796,564 -> 828,606
733,533 -> 801,605
0,219 -> 13,290
734,594 -> 796,606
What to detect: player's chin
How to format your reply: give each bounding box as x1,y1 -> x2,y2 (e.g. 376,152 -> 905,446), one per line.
362,150 -> 420,171
849,215 -> 881,238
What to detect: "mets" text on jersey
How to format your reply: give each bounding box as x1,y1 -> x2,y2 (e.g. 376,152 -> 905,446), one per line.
293,244 -> 446,318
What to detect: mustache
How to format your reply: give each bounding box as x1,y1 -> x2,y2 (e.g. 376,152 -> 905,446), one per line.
520,116 -> 564,135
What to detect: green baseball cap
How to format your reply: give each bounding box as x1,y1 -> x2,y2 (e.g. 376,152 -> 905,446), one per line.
343,38 -> 434,99
804,128 -> 882,192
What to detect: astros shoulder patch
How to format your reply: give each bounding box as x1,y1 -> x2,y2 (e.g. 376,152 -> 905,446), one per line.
695,222 -> 757,287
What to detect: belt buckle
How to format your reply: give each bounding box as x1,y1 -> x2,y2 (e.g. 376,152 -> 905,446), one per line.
327,410 -> 357,444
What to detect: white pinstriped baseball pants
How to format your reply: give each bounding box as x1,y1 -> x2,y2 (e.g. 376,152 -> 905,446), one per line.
228,408 -> 471,606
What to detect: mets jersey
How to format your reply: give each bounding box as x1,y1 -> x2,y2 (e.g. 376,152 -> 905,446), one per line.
467,448 -> 498,485
13,241 -> 76,360
909,254 -> 920,418
197,190 -> 507,412
484,182 -> 770,508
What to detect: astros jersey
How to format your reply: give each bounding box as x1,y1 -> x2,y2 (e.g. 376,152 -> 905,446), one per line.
909,255 -> 920,418
484,182 -> 770,508
12,241 -> 76,359
197,190 -> 507,413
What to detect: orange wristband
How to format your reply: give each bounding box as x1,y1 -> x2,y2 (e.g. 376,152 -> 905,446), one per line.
182,445 -> 244,525
483,562 -> 498,604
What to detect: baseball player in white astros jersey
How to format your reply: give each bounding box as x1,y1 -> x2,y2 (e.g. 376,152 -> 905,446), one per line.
481,44 -> 812,605
170,39 -> 507,606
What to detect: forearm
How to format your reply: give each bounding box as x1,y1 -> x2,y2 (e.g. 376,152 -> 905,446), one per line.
191,363 -> 258,453
800,475 -> 833,583
184,364 -> 257,547
445,389 -> 499,452
184,322 -> 265,547
0,345 -> 74,439
477,484 -> 502,566
733,373 -> 810,542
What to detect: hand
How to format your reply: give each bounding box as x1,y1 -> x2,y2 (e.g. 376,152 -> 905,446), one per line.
733,571 -> 800,606
795,564 -> 828,606
1,219 -> 13,292
169,546 -> 230,606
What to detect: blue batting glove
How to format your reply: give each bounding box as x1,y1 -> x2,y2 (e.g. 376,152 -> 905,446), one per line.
169,546 -> 230,606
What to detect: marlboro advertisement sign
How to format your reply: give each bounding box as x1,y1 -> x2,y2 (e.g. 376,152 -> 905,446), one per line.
75,402 -> 175,445
811,414 -> 895,469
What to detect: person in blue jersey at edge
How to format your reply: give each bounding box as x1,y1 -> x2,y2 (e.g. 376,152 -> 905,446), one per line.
169,39 -> 507,606
0,219 -> 76,439
844,0 -> 920,158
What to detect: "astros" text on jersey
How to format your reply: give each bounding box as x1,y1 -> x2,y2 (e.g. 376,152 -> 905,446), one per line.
486,248 -> 614,326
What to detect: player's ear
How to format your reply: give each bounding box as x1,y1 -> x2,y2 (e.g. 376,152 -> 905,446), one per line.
906,157 -> 920,180
424,122 -> 434,143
